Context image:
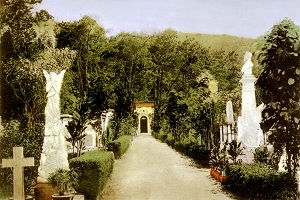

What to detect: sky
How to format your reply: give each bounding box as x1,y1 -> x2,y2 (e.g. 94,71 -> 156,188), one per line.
34,0 -> 300,38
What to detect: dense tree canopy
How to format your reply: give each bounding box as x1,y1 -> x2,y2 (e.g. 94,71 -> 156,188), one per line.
256,18 -> 300,174
1,3 -> 249,148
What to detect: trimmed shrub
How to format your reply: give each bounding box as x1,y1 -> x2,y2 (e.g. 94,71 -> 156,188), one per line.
165,136 -> 175,148
186,142 -> 210,167
224,163 -> 298,199
157,133 -> 167,142
159,136 -> 210,167
173,141 -> 210,167
107,135 -> 131,159
69,150 -> 114,200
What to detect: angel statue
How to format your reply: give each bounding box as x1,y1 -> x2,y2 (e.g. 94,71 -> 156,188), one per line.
241,51 -> 253,75
37,70 -> 70,183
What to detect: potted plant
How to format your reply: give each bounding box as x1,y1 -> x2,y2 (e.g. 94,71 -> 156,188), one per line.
227,140 -> 245,164
47,168 -> 78,200
209,142 -> 229,182
209,144 -> 220,178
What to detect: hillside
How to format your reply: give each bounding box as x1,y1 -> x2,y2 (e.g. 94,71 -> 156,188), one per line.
177,32 -> 257,55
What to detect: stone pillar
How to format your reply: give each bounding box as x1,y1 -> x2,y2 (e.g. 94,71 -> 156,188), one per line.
240,74 -> 257,118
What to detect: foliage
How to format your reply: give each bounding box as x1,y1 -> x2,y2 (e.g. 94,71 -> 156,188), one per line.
107,135 -> 132,159
0,120 -> 43,195
47,168 -> 79,196
118,115 -> 136,137
156,132 -> 168,142
209,143 -> 228,173
177,32 -> 256,56
1,0 -> 76,129
3,48 -> 76,130
256,18 -> 300,174
65,119 -> 87,157
156,132 -> 210,167
209,140 -> 244,173
173,141 -> 210,167
58,17 -> 108,149
227,140 -> 245,164
0,0 -> 42,58
224,163 -> 298,199
254,145 -> 278,170
69,150 -> 114,200
101,121 -> 114,149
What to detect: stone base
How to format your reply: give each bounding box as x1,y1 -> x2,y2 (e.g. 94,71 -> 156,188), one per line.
34,183 -> 57,200
238,146 -> 256,164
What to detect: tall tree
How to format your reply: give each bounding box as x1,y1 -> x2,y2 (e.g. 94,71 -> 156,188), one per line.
1,0 -> 43,121
2,8 -> 76,130
256,19 -> 300,174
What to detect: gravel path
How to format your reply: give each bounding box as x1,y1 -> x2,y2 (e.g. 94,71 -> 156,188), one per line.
100,134 -> 235,200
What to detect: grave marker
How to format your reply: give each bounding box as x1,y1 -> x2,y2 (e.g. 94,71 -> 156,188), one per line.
226,101 -> 234,124
2,147 -> 34,200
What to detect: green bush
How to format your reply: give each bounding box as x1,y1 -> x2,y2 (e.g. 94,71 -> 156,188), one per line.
186,142 -> 210,167
157,133 -> 167,142
69,150 -> 114,200
165,137 -> 175,148
224,163 -> 298,199
254,145 -> 278,170
174,141 -> 210,167
107,135 -> 131,159
163,138 -> 210,167
0,120 -> 43,196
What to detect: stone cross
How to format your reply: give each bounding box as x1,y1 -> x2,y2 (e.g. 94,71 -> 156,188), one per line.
2,147 -> 34,200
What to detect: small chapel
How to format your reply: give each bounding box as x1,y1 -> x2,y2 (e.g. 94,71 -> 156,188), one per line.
134,102 -> 154,135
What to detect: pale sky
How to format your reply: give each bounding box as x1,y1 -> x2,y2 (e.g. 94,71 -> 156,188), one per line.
34,0 -> 300,38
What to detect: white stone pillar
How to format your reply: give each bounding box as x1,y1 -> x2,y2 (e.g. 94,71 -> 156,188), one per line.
240,74 -> 257,118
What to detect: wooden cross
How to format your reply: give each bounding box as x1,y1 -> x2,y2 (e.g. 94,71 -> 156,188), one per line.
2,147 -> 34,200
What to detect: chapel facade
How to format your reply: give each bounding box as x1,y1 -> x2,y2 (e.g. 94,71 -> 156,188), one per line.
134,102 -> 154,135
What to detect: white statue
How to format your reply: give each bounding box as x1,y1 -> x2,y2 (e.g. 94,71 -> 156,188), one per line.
238,51 -> 264,150
37,70 -> 70,183
241,51 -> 253,75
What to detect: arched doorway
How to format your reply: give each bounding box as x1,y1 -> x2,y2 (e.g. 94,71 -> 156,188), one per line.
140,116 -> 148,133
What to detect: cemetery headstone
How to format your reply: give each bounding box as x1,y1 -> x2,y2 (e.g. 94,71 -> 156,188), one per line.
2,147 -> 34,200
226,101 -> 234,124
84,125 -> 97,150
37,70 -> 70,183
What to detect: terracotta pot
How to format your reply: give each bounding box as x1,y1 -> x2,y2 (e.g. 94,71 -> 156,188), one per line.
215,171 -> 220,180
211,169 -> 216,178
52,194 -> 74,200
210,169 -> 215,177
34,183 -> 57,200
219,175 -> 226,183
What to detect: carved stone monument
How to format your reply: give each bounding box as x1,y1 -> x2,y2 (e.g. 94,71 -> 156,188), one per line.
237,52 -> 264,162
37,70 -> 70,183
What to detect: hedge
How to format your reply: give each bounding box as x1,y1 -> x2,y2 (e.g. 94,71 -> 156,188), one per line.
156,133 -> 167,142
224,163 -> 298,199
69,150 -> 114,200
107,135 -> 131,159
158,136 -> 210,167
174,141 -> 210,167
